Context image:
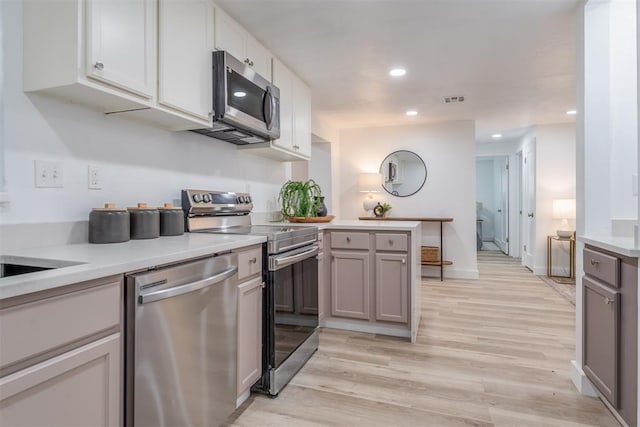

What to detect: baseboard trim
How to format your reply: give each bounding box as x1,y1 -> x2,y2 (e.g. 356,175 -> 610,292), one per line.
322,319 -> 411,339
570,360 -> 598,397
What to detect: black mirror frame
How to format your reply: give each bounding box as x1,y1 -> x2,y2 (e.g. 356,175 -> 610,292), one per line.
379,150 -> 427,197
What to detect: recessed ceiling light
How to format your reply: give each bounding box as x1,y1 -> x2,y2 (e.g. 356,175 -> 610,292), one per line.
406,110 -> 418,116
233,91 -> 246,98
492,133 -> 502,139
566,109 -> 577,115
389,68 -> 406,77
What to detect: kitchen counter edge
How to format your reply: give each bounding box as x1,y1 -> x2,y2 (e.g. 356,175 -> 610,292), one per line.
0,233 -> 267,300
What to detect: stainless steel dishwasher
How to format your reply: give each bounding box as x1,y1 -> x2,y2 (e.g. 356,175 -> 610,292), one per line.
124,253 -> 238,427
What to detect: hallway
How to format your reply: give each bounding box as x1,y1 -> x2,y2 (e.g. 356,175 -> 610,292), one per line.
228,252 -> 618,426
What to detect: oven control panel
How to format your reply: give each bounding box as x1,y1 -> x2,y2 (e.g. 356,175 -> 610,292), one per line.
182,189 -> 253,215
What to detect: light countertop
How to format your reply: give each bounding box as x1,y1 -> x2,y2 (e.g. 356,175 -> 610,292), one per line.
0,233 -> 266,300
258,219 -> 422,231
578,235 -> 640,258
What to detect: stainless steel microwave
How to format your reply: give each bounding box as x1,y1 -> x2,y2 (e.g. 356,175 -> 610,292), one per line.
192,51 -> 280,144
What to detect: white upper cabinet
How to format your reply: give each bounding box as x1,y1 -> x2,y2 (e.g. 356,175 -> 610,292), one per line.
23,0 -> 156,112
158,0 -> 213,121
270,58 -> 311,159
293,76 -> 312,158
214,8 -> 272,80
86,0 -> 155,99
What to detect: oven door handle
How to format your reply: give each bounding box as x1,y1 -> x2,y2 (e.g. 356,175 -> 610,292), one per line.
270,245 -> 319,270
139,266 -> 238,304
277,238 -> 317,253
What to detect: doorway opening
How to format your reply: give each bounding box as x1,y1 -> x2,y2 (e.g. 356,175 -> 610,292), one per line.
476,156 -> 509,255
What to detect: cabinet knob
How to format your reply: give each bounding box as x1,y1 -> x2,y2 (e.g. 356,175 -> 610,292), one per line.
527,212 -> 534,218
388,239 -> 393,245
590,259 -> 600,266
346,237 -> 351,243
605,297 -> 614,305
244,58 -> 251,64
293,145 -> 300,150
250,60 -> 254,67
249,257 -> 257,264
94,61 -> 104,70
402,258 -> 406,264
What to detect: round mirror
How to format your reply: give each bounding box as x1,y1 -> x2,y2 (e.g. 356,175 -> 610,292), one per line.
379,150 -> 427,197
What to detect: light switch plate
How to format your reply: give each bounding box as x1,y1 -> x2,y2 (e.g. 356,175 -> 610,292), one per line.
35,160 -> 63,188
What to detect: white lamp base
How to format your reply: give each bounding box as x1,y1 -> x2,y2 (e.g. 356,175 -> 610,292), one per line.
363,196 -> 377,216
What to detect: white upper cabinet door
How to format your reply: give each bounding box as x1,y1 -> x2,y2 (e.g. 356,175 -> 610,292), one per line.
158,0 -> 213,121
86,0 -> 156,99
246,35 -> 272,81
292,76 -> 311,157
272,58 -> 294,151
214,8 -> 272,80
214,8 -> 246,64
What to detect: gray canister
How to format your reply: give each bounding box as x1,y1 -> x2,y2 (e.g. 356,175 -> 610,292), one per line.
159,203 -> 185,236
89,204 -> 130,244
128,203 -> 160,239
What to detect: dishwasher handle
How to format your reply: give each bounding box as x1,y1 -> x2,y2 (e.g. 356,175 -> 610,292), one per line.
139,266 -> 238,304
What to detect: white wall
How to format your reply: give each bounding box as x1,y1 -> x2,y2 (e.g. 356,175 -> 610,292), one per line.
533,123 -> 576,275
476,159 -> 496,241
0,0 -> 288,226
610,0 -> 638,222
338,120 -> 478,279
309,142 -> 333,213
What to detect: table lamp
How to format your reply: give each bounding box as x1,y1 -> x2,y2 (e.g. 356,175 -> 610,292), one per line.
358,173 -> 383,216
552,199 -> 576,238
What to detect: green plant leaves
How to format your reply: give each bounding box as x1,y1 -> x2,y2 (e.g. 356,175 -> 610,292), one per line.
278,179 -> 323,218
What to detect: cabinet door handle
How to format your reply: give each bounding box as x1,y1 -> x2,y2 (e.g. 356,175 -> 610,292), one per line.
94,61 -> 104,70
590,259 -> 600,266
346,237 -> 351,243
249,257 -> 257,264
250,60 -> 254,67
293,145 -> 300,150
527,212 -> 534,218
244,58 -> 251,65
605,297 -> 614,305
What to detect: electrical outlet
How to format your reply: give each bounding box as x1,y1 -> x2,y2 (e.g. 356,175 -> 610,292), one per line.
35,160 -> 63,188
88,165 -> 102,189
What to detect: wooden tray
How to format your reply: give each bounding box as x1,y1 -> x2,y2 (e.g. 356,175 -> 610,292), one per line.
287,215 -> 335,223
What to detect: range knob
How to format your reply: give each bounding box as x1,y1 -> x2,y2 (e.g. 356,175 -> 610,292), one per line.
246,196 -> 252,203
192,194 -> 202,203
202,194 -> 212,203
236,196 -> 243,204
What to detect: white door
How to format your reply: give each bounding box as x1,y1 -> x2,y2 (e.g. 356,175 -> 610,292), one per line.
272,58 -> 294,151
214,8 -> 246,63
292,76 -> 312,157
246,35 -> 272,81
86,0 -> 155,98
495,157 -> 509,254
522,143 -> 536,269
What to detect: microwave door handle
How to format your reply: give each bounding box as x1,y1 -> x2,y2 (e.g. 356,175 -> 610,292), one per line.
263,86 -> 274,130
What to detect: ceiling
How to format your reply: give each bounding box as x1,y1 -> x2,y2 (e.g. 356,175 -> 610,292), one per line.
216,0 -> 579,143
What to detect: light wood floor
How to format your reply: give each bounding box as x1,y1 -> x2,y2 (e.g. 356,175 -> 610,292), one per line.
227,252 -> 618,426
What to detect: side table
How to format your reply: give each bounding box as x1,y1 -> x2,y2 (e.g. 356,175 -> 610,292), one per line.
547,235 -> 576,279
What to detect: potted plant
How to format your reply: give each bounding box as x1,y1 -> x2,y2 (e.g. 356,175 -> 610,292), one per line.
279,179 -> 323,218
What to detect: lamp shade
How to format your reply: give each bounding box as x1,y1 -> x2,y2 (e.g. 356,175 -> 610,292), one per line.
552,199 -> 576,219
358,173 -> 382,193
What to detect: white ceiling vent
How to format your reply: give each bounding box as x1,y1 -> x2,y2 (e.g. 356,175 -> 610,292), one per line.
444,96 -> 465,103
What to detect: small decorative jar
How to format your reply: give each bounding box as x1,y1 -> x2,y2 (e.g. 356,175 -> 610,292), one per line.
128,203 -> 160,239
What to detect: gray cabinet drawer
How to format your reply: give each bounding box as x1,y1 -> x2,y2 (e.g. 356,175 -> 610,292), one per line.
375,233 -> 408,252
330,232 -> 370,250
0,277 -> 121,371
237,246 -> 262,280
584,248 -> 620,287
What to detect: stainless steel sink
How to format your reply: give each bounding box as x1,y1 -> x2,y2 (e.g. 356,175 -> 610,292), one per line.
0,257 -> 84,278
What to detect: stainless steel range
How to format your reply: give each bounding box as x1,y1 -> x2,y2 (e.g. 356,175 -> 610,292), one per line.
182,189 -> 319,396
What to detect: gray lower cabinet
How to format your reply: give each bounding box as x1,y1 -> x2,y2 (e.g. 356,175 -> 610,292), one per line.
331,250 -> 370,319
235,245 -> 264,401
582,245 -> 637,426
0,275 -> 123,426
375,253 -> 408,323
237,276 -> 263,398
328,230 -> 410,325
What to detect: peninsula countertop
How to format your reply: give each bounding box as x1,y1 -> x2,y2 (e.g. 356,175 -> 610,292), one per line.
0,233 -> 266,300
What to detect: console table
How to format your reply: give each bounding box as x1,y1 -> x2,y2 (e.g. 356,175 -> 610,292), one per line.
358,217 -> 453,281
